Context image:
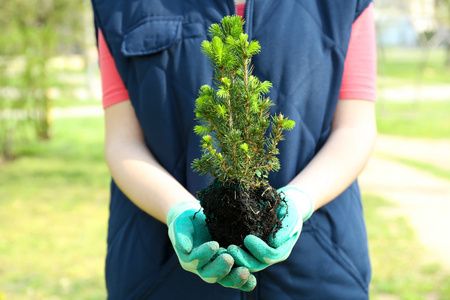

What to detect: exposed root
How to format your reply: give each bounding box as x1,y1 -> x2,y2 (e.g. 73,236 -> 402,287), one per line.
197,179 -> 285,249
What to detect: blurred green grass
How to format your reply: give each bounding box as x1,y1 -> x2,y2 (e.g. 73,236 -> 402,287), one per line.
0,117 -> 109,299
378,47 -> 450,86
376,101 -> 450,139
365,194 -> 450,300
372,48 -> 450,299
375,47 -> 450,140
376,47 -> 450,139
375,152 -> 450,181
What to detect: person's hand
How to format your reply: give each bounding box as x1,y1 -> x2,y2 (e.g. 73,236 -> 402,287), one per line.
167,200 -> 256,290
228,186 -> 314,272
216,248 -> 257,291
167,200 -> 231,282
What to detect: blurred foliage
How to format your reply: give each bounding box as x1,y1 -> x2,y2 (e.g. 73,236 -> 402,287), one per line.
436,0 -> 450,25
436,0 -> 450,66
0,0 -> 90,160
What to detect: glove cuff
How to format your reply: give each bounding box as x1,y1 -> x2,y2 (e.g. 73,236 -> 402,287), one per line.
166,200 -> 202,226
277,186 -> 314,222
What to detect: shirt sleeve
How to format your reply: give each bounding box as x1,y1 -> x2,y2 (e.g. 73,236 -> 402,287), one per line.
98,29 -> 130,109
339,3 -> 377,102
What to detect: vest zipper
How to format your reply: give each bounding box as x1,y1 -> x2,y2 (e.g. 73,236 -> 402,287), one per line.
242,0 -> 253,39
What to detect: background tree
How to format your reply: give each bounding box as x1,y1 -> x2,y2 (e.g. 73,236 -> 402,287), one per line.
0,0 -> 89,160
435,0 -> 450,66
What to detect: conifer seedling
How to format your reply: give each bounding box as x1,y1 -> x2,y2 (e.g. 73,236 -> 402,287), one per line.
192,16 -> 295,248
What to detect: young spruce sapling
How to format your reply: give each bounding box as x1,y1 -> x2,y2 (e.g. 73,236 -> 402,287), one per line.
192,16 -> 295,248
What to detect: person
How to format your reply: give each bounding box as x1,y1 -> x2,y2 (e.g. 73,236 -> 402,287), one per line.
91,0 -> 377,298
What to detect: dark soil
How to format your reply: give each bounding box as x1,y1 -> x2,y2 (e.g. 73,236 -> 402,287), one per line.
197,179 -> 285,249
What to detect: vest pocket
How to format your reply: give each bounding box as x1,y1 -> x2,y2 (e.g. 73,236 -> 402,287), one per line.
121,16 -> 183,56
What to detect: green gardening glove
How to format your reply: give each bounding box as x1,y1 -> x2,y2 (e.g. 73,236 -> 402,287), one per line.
215,247 -> 257,292
167,200 -> 256,291
228,186 -> 314,272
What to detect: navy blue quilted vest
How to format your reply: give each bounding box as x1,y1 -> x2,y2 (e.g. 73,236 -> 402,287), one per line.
91,0 -> 373,299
